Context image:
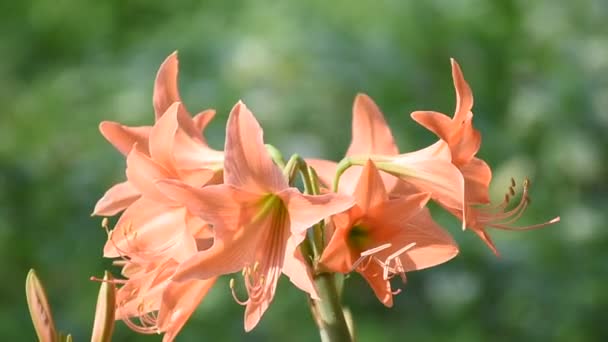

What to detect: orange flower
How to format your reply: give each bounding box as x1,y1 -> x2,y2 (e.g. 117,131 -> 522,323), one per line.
102,103 -> 219,262
93,52 -> 222,217
93,53 -> 226,341
320,160 -> 458,306
410,59 -> 559,254
157,101 -> 354,331
110,255 -> 216,342
307,93 -> 465,216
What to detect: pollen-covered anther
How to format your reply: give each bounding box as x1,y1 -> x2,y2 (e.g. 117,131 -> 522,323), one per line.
476,177 -> 560,230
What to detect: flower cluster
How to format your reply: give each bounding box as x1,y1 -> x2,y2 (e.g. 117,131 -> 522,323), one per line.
93,53 -> 559,341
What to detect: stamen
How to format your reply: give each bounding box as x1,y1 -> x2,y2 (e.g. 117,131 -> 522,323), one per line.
381,243 -> 416,281
89,275 -> 126,285
351,243 -> 392,271
472,177 -> 560,231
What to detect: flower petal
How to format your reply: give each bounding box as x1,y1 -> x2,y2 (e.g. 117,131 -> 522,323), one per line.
346,93 -> 399,156
192,109 -> 216,134
104,199 -> 195,262
461,157 -> 492,204
360,263 -> 393,307
99,121 -> 150,156
282,236 -> 319,299
379,208 -> 459,271
410,111 -> 454,142
153,52 -> 183,119
126,144 -> 173,202
93,181 -> 140,216
223,101 -> 287,192
353,160 -> 388,211
156,181 -> 264,281
451,58 -> 474,123
377,157 -> 465,211
279,188 -> 355,234
149,103 -> 180,173
368,192 -> 431,227
318,220 -> 358,273
305,158 -> 337,190
158,278 -> 217,342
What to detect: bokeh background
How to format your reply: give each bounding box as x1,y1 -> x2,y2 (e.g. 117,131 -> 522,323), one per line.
1,0 -> 606,341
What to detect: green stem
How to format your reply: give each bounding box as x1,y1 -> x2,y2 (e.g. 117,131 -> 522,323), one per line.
309,272 -> 353,342
266,144 -> 286,169
284,159 -> 353,342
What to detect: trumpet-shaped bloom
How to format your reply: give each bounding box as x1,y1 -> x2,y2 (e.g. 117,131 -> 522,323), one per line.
320,160 -> 458,306
102,103 -> 219,262
410,59 -> 559,253
93,52 -> 223,217
307,94 -> 465,213
157,101 -> 354,331
109,254 -> 216,342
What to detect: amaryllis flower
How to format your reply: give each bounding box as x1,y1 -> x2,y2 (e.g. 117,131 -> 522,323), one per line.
102,103 -> 220,262
109,253 -> 216,342
410,59 -> 559,254
93,52 -> 223,216
308,93 -> 465,215
320,160 -> 458,306
157,101 -> 355,331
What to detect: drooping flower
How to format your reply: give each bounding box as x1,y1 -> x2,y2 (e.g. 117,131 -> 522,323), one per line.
93,52 -> 223,217
157,101 -> 355,331
320,160 -> 458,306
410,59 -> 559,254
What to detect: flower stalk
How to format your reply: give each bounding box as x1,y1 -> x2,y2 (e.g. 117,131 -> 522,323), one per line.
285,157 -> 353,342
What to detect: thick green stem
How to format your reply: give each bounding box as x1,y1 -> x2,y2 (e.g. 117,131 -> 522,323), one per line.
282,158 -> 353,342
309,272 -> 353,342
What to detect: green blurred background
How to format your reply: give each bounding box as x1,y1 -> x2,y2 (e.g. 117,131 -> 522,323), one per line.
1,0 -> 606,341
